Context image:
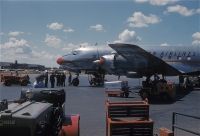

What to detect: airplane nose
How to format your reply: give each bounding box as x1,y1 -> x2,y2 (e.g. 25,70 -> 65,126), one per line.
57,57 -> 64,65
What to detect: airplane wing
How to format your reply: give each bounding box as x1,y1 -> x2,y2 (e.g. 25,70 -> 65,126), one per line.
167,62 -> 200,76
109,43 -> 181,76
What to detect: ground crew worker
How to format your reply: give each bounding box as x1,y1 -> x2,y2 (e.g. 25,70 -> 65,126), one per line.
44,71 -> 48,88
56,73 -> 61,87
68,72 -> 72,86
15,70 -> 19,76
61,73 -> 66,87
26,74 -> 30,84
50,73 -> 55,88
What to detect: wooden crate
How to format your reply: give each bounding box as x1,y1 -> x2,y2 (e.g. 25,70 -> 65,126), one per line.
108,119 -> 153,136
106,100 -> 149,120
105,90 -> 124,97
106,100 -> 153,136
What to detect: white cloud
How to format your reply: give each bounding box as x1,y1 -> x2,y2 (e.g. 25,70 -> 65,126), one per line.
63,28 -> 74,33
62,42 -> 90,51
0,37 -> 32,62
8,31 -> 24,37
62,43 -> 76,51
1,37 -> 30,49
15,48 -> 24,54
0,37 -> 59,67
192,32 -> 200,45
127,12 -> 161,28
114,29 -> 141,44
150,0 -> 178,6
0,32 -> 4,36
135,0 -> 148,3
29,50 -> 59,67
90,24 -> 105,32
196,8 -> 200,14
47,22 -> 64,30
44,34 -> 61,47
160,42 -> 169,46
165,5 -> 195,16
80,42 -> 90,47
135,0 -> 178,6
31,50 -> 56,60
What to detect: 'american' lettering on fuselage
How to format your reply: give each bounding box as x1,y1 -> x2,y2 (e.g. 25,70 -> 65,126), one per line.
150,51 -> 196,60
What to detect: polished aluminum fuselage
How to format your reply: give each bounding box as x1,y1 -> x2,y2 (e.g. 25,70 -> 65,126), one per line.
60,45 -> 200,75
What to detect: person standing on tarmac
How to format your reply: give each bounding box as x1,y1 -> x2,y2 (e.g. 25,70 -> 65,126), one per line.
61,73 -> 66,87
68,72 -> 72,86
56,73 -> 60,87
15,70 -> 19,76
50,73 -> 55,88
44,71 -> 48,88
60,73 -> 63,87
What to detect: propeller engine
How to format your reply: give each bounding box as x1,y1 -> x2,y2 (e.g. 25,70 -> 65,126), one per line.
93,54 -> 116,73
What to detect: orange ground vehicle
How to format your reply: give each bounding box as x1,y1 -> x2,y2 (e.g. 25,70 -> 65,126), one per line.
1,74 -> 29,86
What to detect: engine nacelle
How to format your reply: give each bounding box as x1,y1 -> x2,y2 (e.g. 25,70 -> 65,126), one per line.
94,54 -> 115,73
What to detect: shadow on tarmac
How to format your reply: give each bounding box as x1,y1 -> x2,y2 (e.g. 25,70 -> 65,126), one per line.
147,89 -> 194,105
77,85 -> 104,88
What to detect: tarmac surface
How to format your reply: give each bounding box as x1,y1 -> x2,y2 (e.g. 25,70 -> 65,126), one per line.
0,74 -> 199,136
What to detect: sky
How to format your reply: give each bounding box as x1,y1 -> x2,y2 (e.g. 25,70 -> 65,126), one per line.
0,0 -> 200,67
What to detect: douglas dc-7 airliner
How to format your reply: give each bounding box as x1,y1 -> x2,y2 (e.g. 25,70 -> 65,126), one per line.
57,43 -> 200,86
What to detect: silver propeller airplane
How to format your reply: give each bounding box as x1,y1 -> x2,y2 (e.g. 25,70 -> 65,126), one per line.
57,43 -> 200,86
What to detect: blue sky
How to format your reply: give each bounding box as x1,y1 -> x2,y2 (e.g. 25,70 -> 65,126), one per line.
0,0 -> 200,67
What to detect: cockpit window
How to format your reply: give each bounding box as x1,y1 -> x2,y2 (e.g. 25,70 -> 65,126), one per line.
63,50 -> 80,56
72,50 -> 78,55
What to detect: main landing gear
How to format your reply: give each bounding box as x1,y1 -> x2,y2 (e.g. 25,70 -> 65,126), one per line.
88,73 -> 105,86
71,70 -> 105,87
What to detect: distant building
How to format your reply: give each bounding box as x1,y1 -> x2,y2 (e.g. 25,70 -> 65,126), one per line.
0,62 -> 11,69
0,61 -> 45,70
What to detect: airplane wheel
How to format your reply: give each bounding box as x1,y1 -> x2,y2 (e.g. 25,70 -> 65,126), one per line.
124,92 -> 129,98
72,78 -> 79,86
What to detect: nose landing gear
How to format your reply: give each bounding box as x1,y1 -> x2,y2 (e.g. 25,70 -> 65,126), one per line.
72,77 -> 79,86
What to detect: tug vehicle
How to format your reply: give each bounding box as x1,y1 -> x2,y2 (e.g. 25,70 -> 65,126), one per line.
0,88 -> 80,136
139,79 -> 176,102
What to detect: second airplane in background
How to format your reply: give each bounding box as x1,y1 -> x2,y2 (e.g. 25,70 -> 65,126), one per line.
57,43 -> 200,86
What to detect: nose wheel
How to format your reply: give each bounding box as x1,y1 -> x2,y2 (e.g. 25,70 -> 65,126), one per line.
72,77 -> 79,86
